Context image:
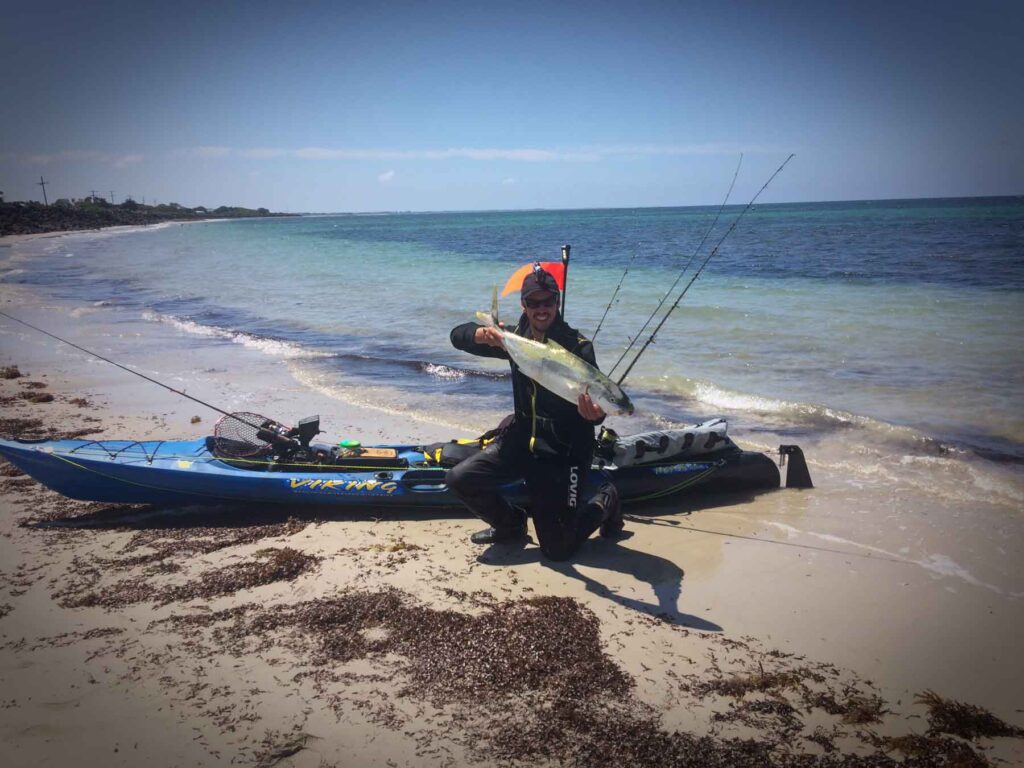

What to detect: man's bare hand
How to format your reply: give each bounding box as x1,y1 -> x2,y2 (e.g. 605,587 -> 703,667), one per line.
474,325 -> 505,349
577,391 -> 605,422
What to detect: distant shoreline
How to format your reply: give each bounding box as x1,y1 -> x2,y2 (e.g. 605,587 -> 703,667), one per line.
0,218 -> 223,246
0,199 -> 297,238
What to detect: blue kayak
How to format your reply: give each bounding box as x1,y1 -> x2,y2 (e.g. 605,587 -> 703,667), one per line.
0,421 -> 784,508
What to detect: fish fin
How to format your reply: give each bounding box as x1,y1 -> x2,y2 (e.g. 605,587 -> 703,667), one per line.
474,286 -> 501,327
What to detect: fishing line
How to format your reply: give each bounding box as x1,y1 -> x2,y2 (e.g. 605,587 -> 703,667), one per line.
0,309 -> 262,431
616,153 -> 794,386
607,153 -> 744,378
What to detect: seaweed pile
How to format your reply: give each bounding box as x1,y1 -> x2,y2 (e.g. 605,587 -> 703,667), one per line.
57,547 -> 320,609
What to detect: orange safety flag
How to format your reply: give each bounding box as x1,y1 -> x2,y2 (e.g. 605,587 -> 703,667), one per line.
500,261 -> 566,297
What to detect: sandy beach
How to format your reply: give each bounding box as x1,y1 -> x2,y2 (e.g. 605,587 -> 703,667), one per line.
1,228 -> 1023,767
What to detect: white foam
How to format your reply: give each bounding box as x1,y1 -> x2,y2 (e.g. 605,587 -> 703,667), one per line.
286,362 -> 479,433
917,554 -> 998,593
142,311 -> 328,359
691,380 -> 797,414
423,363 -> 466,380
763,521 -> 1006,596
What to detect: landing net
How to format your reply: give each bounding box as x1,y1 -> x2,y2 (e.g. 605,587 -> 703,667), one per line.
213,412 -> 276,458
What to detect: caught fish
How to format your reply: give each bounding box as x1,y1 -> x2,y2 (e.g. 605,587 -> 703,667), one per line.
476,287 -> 634,416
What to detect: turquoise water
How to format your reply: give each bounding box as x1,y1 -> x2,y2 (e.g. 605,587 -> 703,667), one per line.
4,197 -> 1024,465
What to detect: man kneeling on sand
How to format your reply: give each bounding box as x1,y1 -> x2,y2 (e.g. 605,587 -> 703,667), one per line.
447,266 -> 623,561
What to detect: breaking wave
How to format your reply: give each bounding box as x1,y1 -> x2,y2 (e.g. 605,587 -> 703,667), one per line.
141,311 -> 330,359
642,375 -> 1022,463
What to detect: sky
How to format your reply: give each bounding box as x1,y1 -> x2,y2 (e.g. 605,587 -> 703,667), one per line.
1,0 -> 1021,212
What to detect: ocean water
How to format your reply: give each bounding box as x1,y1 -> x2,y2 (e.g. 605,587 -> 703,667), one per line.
2,197 -> 1023,504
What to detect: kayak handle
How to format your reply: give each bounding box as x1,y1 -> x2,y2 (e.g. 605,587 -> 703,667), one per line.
400,470 -> 449,493
404,483 -> 449,494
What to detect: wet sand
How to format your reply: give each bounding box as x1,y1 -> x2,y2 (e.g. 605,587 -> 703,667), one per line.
1,281 -> 1023,766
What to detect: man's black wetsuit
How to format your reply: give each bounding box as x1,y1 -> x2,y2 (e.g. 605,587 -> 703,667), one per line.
448,311 -> 618,561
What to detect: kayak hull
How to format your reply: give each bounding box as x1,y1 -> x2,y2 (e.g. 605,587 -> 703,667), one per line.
0,437 -> 780,508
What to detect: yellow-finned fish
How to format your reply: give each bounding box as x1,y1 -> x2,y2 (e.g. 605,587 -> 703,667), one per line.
476,287 -> 634,416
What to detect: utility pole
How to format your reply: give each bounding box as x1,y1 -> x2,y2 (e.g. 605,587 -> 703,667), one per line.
38,176 -> 49,206
110,191 -> 115,204
89,189 -> 98,202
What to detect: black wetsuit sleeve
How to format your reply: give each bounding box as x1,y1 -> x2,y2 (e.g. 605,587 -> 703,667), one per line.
450,322 -> 511,360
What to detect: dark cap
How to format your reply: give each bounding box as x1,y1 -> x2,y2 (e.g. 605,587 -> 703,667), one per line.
521,265 -> 560,301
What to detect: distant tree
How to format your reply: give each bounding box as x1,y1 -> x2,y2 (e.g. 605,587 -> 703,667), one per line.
257,207 -> 270,215
53,198 -> 73,208
122,198 -> 139,210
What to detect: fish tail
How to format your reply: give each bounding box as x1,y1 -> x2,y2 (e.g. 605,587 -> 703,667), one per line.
474,286 -> 501,327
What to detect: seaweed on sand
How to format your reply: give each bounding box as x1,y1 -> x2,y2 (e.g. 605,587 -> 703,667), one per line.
58,547 -> 320,609
881,734 -> 990,767
692,664 -> 811,698
916,689 -> 1024,740
805,690 -> 889,725
157,547 -> 320,604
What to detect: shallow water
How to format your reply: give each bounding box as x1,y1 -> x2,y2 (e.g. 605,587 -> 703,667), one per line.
2,197 -> 1022,512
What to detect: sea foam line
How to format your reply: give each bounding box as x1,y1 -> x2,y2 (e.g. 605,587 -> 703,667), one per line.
286,362 -> 484,434
764,521 -> 1006,596
651,375 -> 977,457
142,311 -> 330,359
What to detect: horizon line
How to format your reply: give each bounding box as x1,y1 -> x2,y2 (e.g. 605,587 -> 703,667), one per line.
285,192 -> 1024,217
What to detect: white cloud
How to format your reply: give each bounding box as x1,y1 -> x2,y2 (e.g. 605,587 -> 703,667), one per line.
113,154 -> 144,168
502,177 -> 516,185
191,146 -> 232,158
378,170 -> 396,183
161,143 -> 781,164
14,150 -> 144,168
239,147 -> 288,159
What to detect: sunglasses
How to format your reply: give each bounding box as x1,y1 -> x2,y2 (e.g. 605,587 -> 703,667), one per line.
524,296 -> 558,309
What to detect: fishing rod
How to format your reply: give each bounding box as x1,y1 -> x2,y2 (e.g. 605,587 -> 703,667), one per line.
591,249 -> 638,343
607,153 -> 744,377
0,309 -> 265,433
616,153 -> 795,387
559,244 -> 571,317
